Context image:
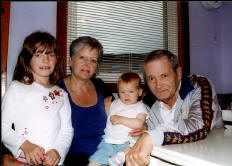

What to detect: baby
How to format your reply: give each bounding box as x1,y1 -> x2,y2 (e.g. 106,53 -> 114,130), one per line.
88,72 -> 148,166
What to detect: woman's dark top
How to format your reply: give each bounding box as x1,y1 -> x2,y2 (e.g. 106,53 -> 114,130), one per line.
60,77 -> 113,155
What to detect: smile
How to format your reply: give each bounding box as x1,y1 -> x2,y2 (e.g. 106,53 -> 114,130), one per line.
81,69 -> 90,73
40,66 -> 50,70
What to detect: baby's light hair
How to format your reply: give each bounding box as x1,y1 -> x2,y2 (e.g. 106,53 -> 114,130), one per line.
117,72 -> 141,90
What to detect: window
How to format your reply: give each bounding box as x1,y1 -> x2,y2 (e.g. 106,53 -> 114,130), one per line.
57,1 -> 189,83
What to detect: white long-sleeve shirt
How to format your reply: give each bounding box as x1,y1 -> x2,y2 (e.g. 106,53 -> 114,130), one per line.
2,81 -> 74,165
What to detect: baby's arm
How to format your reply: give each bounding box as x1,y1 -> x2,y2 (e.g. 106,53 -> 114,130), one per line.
104,96 -> 112,116
110,113 -> 147,129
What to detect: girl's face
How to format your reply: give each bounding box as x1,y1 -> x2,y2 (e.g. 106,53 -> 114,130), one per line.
118,81 -> 142,105
70,46 -> 99,81
30,47 -> 57,82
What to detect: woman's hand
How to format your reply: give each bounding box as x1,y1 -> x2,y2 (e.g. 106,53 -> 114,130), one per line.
43,149 -> 60,166
129,123 -> 147,137
20,140 -> 45,165
104,96 -> 112,116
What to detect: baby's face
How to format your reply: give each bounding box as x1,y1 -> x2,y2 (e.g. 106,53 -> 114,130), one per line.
118,81 -> 142,105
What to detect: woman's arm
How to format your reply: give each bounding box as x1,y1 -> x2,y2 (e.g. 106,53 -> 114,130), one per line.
2,154 -> 21,166
104,96 -> 112,116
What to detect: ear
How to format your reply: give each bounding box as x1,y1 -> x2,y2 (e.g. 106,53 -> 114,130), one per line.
69,56 -> 72,67
176,66 -> 182,82
139,88 -> 143,97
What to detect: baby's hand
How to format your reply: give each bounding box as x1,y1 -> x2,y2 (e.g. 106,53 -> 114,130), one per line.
110,115 -> 123,125
43,149 -> 60,166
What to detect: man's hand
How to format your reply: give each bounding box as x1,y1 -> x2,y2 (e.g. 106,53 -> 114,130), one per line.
20,140 -> 45,165
43,149 -> 60,166
129,123 -> 147,137
126,133 -> 153,166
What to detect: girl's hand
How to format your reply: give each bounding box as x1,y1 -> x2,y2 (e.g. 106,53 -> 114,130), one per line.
43,149 -> 60,166
20,140 -> 45,165
110,115 -> 123,125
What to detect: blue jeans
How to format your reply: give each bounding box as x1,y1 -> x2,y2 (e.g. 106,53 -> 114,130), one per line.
89,140 -> 129,165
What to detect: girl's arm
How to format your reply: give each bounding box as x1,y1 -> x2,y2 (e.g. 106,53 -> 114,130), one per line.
2,82 -> 26,157
2,82 -> 45,165
110,113 -> 147,129
50,92 -> 74,165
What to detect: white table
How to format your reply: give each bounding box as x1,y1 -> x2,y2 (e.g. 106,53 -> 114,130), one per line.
149,128 -> 232,166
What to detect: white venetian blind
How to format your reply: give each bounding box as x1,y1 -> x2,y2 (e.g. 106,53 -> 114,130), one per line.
67,1 -> 178,83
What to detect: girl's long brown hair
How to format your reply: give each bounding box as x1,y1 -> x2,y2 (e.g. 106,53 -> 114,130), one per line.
13,31 -> 64,85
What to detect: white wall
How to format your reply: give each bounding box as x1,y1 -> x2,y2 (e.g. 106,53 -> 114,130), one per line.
7,2 -> 57,87
189,2 -> 232,94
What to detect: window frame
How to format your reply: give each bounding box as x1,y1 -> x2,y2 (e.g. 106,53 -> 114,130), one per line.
1,2 -> 10,98
56,1 -> 190,92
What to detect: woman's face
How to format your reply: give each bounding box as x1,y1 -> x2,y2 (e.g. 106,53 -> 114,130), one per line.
70,46 -> 99,81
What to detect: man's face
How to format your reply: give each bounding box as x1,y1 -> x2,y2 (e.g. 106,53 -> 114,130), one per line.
144,56 -> 182,106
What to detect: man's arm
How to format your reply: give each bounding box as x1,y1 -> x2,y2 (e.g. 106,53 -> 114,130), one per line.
161,76 -> 222,145
125,133 -> 153,166
129,123 -> 148,137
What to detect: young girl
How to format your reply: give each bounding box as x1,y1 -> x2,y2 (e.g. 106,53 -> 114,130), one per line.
2,31 -> 74,166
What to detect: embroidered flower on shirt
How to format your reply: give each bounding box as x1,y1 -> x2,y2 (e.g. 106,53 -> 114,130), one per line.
43,90 -> 63,109
22,128 -> 28,136
52,101 -> 58,104
43,96 -> 48,102
53,90 -> 60,96
49,92 -> 55,100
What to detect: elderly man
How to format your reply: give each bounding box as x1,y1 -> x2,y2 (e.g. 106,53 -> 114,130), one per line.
126,49 -> 224,166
